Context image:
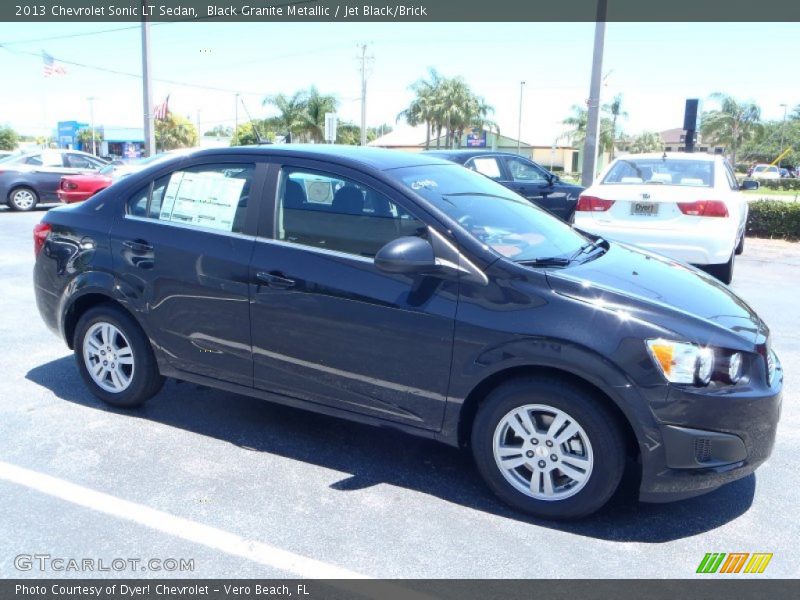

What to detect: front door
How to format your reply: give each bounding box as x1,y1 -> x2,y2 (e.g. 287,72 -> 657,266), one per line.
109,160 -> 263,387
249,163 -> 457,430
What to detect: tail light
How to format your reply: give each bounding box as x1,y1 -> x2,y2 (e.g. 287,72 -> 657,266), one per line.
61,180 -> 78,190
576,195 -> 615,212
677,200 -> 729,217
33,222 -> 51,256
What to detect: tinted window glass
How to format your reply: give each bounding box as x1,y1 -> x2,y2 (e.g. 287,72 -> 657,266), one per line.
66,153 -> 98,169
603,158 -> 713,187
467,157 -> 503,180
127,165 -> 251,234
506,157 -> 548,183
277,169 -> 425,258
390,164 -> 587,262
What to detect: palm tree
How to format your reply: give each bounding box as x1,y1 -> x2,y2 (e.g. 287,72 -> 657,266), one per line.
628,131 -> 664,154
300,87 -> 338,143
560,104 -> 615,153
700,93 -> 762,167
155,113 -> 198,151
397,68 -> 444,149
263,91 -> 307,142
603,94 -> 628,159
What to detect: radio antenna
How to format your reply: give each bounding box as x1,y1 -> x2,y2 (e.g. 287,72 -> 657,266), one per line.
239,97 -> 269,144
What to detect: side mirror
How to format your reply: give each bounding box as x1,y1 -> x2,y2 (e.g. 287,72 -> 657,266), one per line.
740,179 -> 759,191
374,236 -> 437,274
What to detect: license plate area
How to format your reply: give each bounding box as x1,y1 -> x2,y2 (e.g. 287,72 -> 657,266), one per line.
631,202 -> 659,216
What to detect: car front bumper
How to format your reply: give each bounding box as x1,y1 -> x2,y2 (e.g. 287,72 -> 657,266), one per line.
637,352 -> 783,502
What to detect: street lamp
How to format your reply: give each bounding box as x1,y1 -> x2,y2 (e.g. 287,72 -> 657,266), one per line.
517,81 -> 525,154
779,103 -> 788,168
87,96 -> 97,155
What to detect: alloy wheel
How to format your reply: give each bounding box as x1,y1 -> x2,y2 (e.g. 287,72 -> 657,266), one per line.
492,404 -> 594,501
82,322 -> 135,393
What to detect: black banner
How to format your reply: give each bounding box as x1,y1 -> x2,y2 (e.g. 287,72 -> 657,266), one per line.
4,580 -> 800,600
3,0 -> 800,22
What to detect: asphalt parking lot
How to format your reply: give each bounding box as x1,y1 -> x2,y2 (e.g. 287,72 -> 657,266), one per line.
0,206 -> 798,579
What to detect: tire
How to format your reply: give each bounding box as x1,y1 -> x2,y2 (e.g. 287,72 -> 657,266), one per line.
73,304 -> 164,408
704,252 -> 735,284
471,376 -> 625,520
8,187 -> 38,211
735,233 -> 745,255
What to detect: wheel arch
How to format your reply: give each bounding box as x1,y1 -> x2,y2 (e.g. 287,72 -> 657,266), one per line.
63,292 -> 136,350
455,365 -> 642,463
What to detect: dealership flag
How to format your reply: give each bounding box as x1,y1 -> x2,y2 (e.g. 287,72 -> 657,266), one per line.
153,95 -> 170,120
41,51 -> 67,77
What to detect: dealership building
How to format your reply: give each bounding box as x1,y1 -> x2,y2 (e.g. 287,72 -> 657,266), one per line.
56,121 -> 145,159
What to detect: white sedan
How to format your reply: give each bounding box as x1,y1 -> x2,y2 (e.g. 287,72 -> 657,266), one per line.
573,153 -> 756,284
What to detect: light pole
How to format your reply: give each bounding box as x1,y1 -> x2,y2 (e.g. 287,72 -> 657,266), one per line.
517,81 -> 525,154
582,0 -> 607,187
234,92 -> 240,137
140,16 -> 155,157
87,96 -> 96,155
779,103 -> 788,168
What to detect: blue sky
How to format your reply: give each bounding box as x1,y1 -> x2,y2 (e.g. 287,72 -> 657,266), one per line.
0,21 -> 797,143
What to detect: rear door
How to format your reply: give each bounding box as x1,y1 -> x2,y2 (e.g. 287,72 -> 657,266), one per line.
248,160 -> 457,430
109,158 -> 265,386
24,151 -> 72,201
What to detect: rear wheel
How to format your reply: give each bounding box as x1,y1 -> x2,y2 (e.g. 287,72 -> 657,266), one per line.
471,376 -> 626,519
8,187 -> 38,211
74,304 -> 164,408
705,252 -> 735,284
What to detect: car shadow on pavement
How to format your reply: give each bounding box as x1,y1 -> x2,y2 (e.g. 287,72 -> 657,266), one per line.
27,356 -> 755,543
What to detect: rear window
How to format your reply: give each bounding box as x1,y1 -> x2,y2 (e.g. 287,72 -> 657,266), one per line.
602,158 -> 714,187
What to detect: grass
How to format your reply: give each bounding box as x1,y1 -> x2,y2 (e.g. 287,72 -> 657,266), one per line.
744,188 -> 799,196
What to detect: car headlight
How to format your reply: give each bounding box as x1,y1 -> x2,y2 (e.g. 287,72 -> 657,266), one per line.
646,339 -> 718,386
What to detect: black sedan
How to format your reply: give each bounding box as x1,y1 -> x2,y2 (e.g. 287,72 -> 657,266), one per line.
426,149 -> 583,221
33,145 -> 781,519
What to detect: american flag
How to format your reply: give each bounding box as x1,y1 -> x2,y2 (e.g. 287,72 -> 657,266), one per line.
153,95 -> 170,120
42,51 -> 67,77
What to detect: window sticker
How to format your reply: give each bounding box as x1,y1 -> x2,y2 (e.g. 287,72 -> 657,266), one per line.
410,178 -> 438,191
471,158 -> 502,179
159,171 -> 246,232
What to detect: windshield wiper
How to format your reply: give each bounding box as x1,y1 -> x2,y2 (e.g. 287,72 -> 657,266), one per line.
570,237 -> 607,261
517,256 -> 572,268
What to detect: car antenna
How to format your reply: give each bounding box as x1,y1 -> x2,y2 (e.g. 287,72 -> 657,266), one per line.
239,98 -> 271,145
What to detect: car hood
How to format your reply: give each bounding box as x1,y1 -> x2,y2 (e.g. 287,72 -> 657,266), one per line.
545,242 -> 768,348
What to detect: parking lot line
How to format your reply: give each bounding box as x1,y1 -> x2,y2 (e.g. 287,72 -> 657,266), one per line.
0,460 -> 368,579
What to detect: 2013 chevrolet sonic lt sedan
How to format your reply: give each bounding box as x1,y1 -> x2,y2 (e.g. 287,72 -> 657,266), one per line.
33,146 -> 782,519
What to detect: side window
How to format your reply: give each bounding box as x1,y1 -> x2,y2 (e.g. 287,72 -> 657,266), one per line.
127,176 -> 169,218
277,169 -> 426,258
66,153 -> 97,169
467,157 -> 503,180
723,163 -> 739,191
505,157 -> 548,183
25,154 -> 43,166
127,164 -> 252,234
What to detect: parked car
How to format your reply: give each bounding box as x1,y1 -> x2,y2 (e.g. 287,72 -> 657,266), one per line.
0,149 -> 108,211
57,153 -> 182,203
33,146 -> 782,519
779,167 -> 791,179
750,164 -> 781,180
574,153 -> 753,284
0,150 -> 17,160
426,150 -> 583,222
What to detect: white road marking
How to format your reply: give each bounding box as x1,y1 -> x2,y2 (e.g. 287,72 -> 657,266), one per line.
0,460 -> 367,579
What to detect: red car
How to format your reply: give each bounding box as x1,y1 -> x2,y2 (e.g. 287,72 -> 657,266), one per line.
57,172 -> 113,203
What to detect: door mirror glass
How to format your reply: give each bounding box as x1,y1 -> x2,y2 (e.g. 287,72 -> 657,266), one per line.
374,236 -> 436,274
740,179 -> 759,191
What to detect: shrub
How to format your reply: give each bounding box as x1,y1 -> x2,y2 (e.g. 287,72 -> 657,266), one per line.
747,200 -> 800,240
758,178 -> 800,191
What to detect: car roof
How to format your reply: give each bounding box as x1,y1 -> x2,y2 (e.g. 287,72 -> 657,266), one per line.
614,152 -> 720,162
425,149 -> 523,158
179,145 -> 454,171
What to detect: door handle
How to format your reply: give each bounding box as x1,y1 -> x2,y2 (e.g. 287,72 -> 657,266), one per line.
256,271 -> 296,289
123,239 -> 153,252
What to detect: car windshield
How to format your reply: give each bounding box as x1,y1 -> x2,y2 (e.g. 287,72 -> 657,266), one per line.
389,164 -> 589,263
754,165 -> 777,173
602,158 -> 714,187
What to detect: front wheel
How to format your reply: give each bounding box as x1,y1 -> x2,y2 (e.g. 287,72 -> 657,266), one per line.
8,187 -> 38,211
471,377 -> 625,519
74,304 -> 164,408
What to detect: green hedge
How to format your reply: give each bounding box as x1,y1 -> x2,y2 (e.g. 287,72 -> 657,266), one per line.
747,200 -> 800,240
756,178 -> 800,191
